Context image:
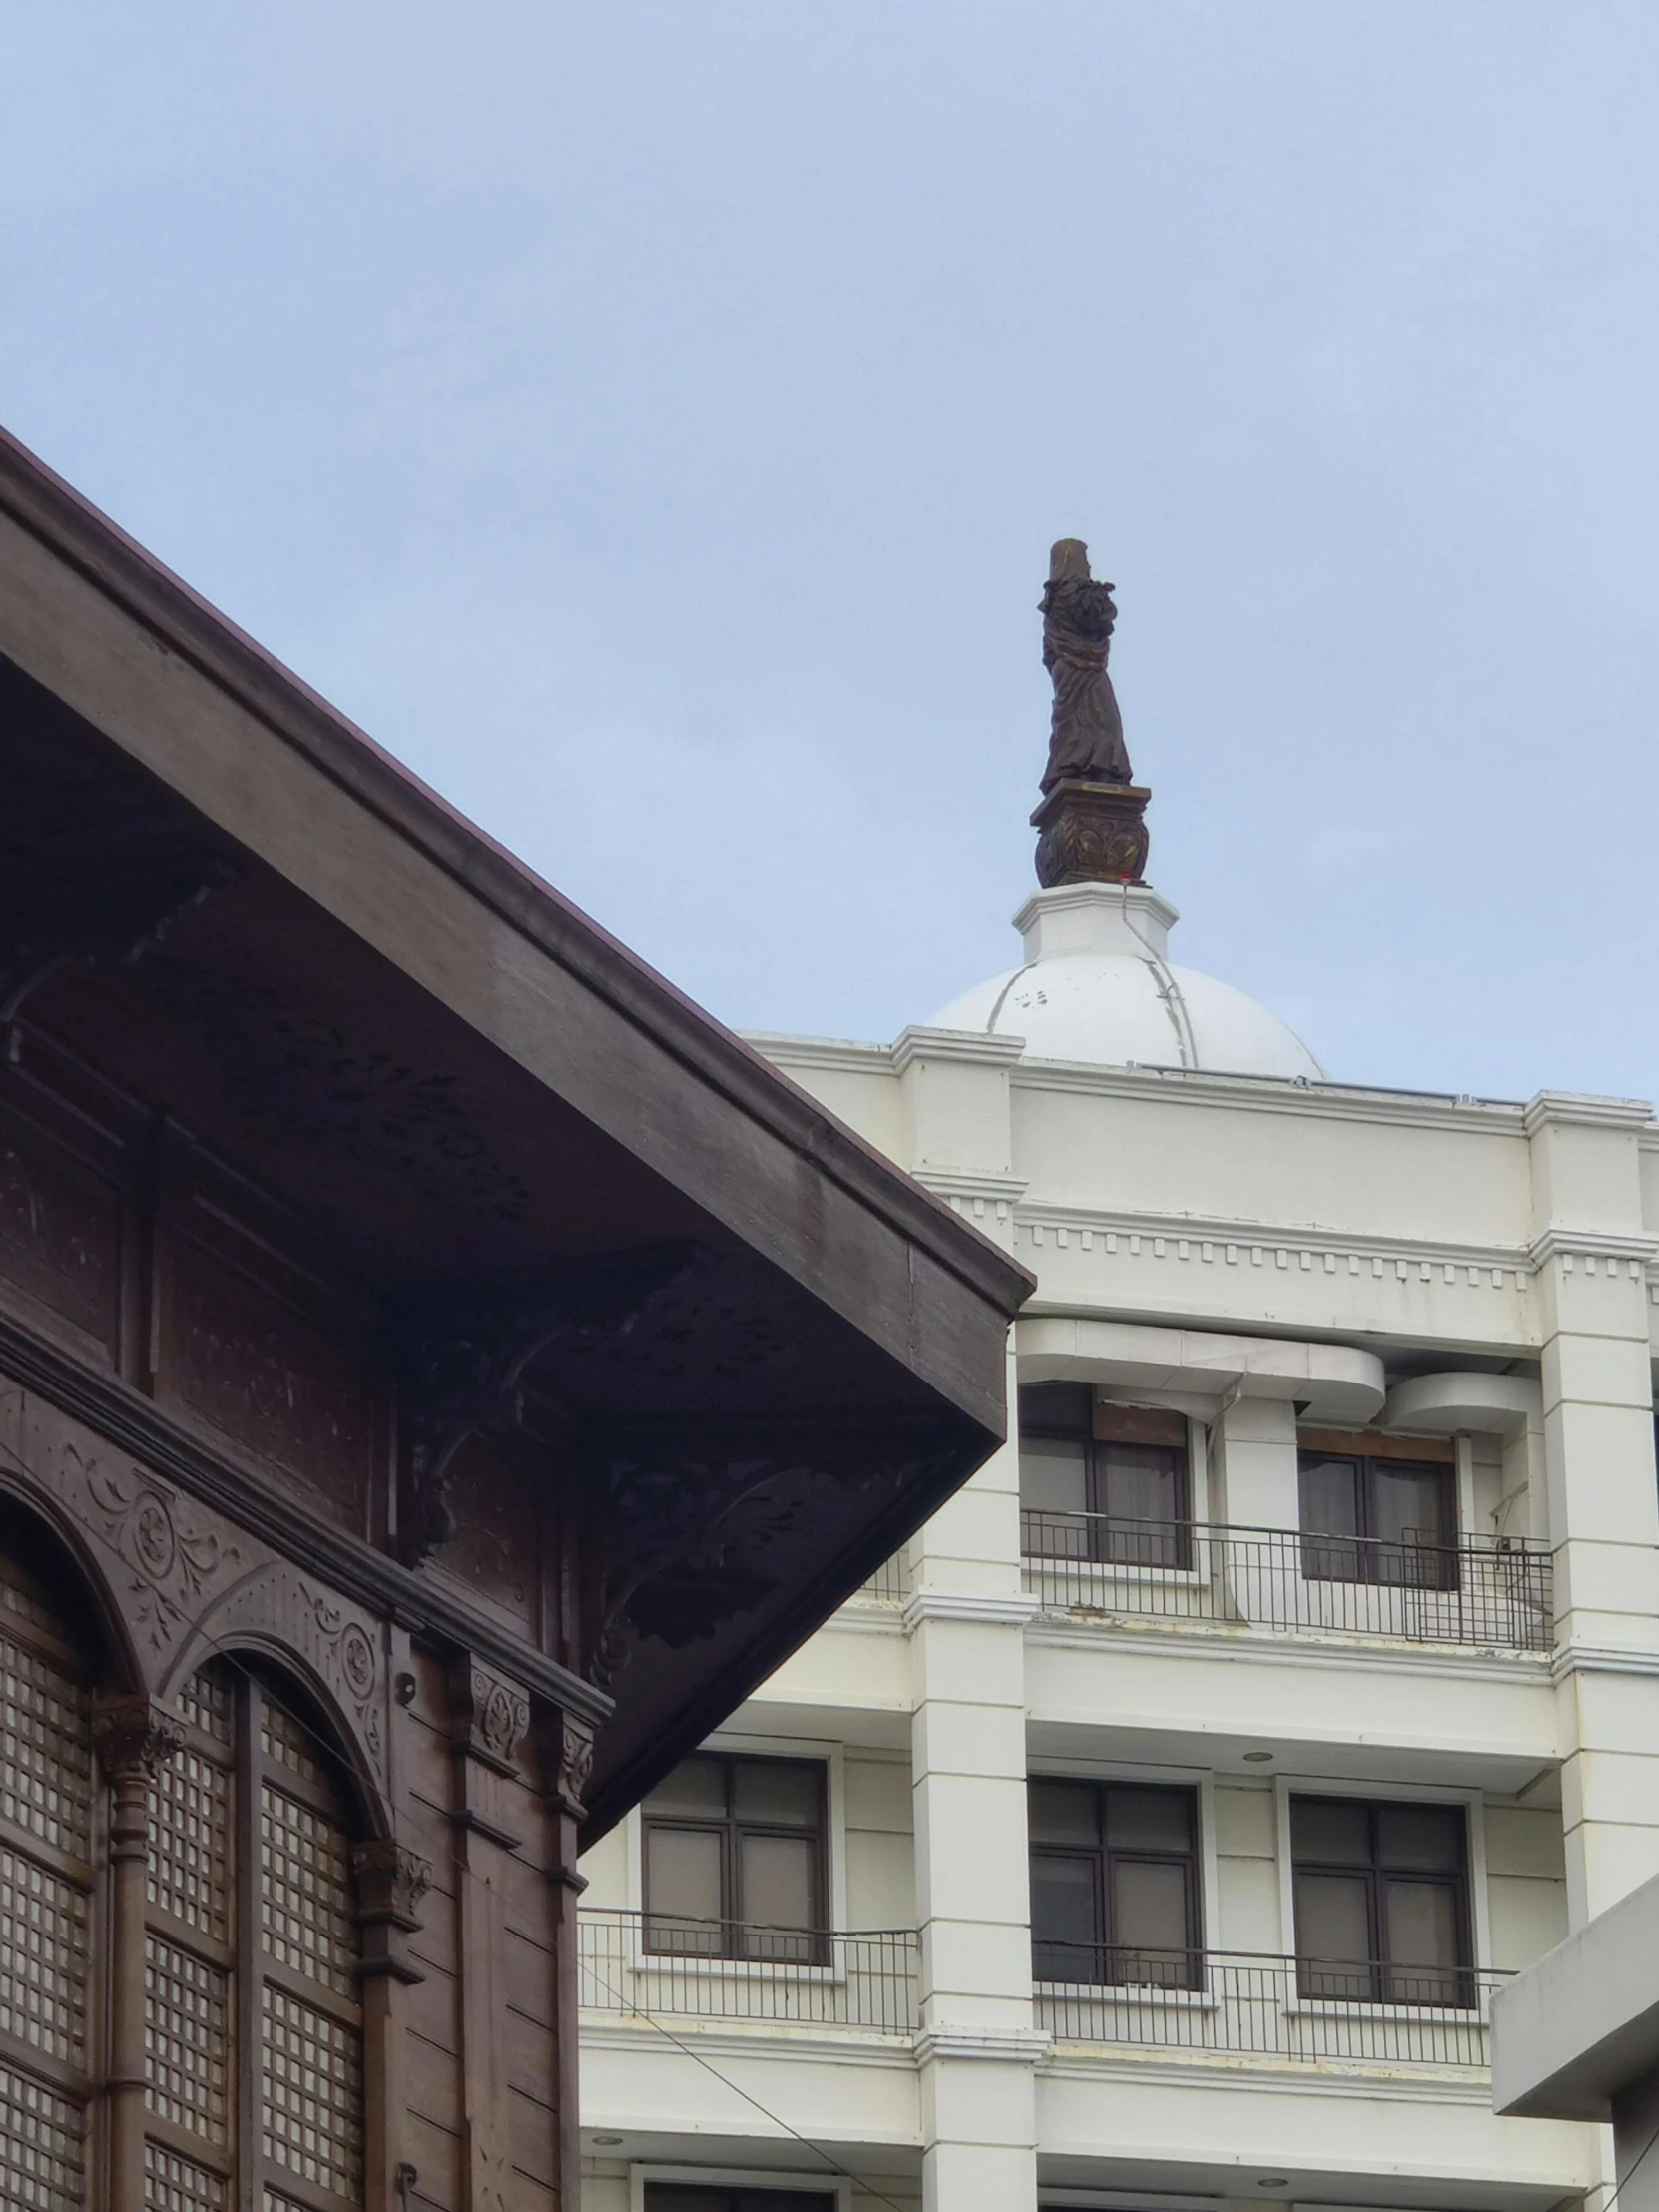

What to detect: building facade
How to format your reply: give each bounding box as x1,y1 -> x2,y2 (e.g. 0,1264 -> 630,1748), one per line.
577,568 -> 1659,2212
0,429 -> 1028,2212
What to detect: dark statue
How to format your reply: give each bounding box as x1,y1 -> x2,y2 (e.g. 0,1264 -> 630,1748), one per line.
1031,537 -> 1150,887
1040,538 -> 1134,791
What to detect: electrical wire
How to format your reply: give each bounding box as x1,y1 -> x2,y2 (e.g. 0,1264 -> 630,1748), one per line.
0,1423 -> 914,2211
579,1953 -> 914,2212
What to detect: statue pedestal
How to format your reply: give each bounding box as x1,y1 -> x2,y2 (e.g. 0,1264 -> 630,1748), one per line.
1031,780 -> 1151,888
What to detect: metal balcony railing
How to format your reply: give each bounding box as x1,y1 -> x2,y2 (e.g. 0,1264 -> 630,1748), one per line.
577,1909 -> 919,2033
1020,1511 -> 1553,1651
851,1545 -> 911,1605
1035,1945 -> 1503,2068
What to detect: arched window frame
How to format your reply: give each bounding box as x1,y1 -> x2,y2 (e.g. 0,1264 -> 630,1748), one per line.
138,1657 -> 369,2212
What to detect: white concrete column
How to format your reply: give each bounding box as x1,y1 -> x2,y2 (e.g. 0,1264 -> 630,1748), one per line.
907,1340 -> 1046,2212
1526,1092 -> 1659,1922
1212,1395 -> 1300,1531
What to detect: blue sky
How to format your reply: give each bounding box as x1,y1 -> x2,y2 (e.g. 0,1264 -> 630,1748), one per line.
5,5 -> 1658,1101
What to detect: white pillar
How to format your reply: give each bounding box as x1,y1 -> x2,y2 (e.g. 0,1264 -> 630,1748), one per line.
907,1341 -> 1046,2212
1526,1093 -> 1659,1922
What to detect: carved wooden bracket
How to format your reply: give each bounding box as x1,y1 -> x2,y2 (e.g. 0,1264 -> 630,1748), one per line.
1,854 -> 233,1034
395,1245 -> 697,1568
449,1658 -> 532,1779
353,1839 -> 433,1984
576,1415 -> 960,1686
555,1714 -> 595,1821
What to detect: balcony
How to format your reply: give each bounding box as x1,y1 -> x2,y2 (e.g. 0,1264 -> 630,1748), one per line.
1036,1946 -> 1503,2071
1021,1511 -> 1553,1653
577,1909 -> 920,2034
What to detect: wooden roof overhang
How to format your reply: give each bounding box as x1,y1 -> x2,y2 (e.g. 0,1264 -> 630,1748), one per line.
0,428 -> 1032,1838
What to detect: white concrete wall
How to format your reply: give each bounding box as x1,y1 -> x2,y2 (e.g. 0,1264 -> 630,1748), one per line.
578,1038 -> 1653,2212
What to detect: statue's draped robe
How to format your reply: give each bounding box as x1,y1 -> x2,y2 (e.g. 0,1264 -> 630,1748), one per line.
1041,574 -> 1134,790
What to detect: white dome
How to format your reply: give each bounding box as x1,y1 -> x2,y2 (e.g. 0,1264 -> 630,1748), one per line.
927,883 -> 1324,1082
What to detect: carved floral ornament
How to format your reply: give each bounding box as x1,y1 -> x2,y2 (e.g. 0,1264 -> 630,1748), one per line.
352,1839 -> 433,1931
453,1658 -> 531,1775
92,1694 -> 186,1778
577,1415 -> 963,1684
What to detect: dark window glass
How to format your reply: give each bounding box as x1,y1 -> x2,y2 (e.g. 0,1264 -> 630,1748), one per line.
1298,1450 -> 1457,1589
1029,1778 -> 1201,1989
643,1753 -> 828,1962
1290,1794 -> 1471,2005
1019,1389 -> 1193,1569
647,2190 -> 835,2212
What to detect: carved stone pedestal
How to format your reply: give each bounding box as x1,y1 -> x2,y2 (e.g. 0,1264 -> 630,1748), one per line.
1032,780 -> 1151,888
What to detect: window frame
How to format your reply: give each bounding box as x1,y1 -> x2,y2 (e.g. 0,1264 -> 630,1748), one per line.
1296,1441 -> 1460,1590
1279,1781 -> 1484,2011
1027,1775 -> 1205,1992
631,2164 -> 850,2212
147,1658 -> 366,2212
1019,1386 -> 1196,1570
641,1752 -> 830,1964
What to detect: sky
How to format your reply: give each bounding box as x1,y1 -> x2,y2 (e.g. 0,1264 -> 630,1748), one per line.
3,4 -> 1658,1103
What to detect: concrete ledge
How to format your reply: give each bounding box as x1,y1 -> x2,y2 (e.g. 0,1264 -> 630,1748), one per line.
1016,1316 -> 1385,1423
1492,1867 -> 1659,2120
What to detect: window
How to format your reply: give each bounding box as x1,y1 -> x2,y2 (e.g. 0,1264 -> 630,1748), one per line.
0,1529 -> 95,2212
1020,1385 -> 1192,1568
1298,1436 -> 1456,1589
1029,1778 -> 1201,1989
643,1754 -> 828,1962
150,1659 -> 364,2211
1290,1795 -> 1472,2006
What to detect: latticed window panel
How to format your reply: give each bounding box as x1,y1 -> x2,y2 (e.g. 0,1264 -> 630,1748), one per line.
261,1699 -> 329,1788
261,1983 -> 363,2201
146,1934 -> 232,2145
0,1631 -> 91,1860
149,1745 -> 232,1942
0,2058 -> 84,2212
0,1553 -> 75,1647
145,2140 -> 229,2212
261,1783 -> 357,1997
264,2192 -> 311,2212
0,1843 -> 88,2066
175,1665 -> 235,1749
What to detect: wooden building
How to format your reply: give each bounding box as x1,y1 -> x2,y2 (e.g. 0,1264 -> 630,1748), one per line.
0,429 -> 1030,2212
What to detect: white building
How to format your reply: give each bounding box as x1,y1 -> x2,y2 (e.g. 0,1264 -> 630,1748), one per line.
576,610 -> 1659,2212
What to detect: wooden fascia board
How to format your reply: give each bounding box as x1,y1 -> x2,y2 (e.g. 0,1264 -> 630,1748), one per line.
0,433 -> 1031,1423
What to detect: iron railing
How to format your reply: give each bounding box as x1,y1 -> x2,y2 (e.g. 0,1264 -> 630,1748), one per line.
850,1546 -> 911,1605
1035,1945 -> 1502,2068
577,1909 -> 919,2033
1020,1511 -> 1553,1651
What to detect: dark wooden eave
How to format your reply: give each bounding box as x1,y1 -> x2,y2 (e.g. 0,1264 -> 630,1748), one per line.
0,427 -> 1033,1839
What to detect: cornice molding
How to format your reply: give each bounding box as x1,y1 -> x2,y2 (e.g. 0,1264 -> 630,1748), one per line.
1528,1228 -> 1659,1272
1024,1614 -> 1555,1687
1523,1091 -> 1656,1136
1009,1059 -> 1530,1135
1013,1206 -> 1537,1295
746,1032 -> 896,1077
913,2024 -> 1054,2065
1037,2049 -> 1491,2103
0,1309 -> 612,1729
903,1587 -> 1040,1632
892,1026 -> 1028,1074
1551,1641 -> 1659,1682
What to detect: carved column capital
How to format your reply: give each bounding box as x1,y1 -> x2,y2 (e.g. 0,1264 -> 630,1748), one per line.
554,1714 -> 595,1821
92,1694 -> 186,1782
353,1839 -> 433,1984
449,1658 -> 531,1778
353,1840 -> 433,1933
